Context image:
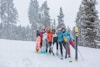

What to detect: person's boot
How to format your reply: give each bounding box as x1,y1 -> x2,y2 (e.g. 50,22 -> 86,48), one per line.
65,52 -> 67,59
68,55 -> 71,58
52,52 -> 55,56
65,55 -> 67,59
49,48 -> 51,54
51,48 -> 55,56
46,49 -> 48,53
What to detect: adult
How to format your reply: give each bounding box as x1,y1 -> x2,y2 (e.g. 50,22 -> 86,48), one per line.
52,29 -> 58,55
62,27 -> 70,58
47,28 -> 54,55
57,28 -> 64,59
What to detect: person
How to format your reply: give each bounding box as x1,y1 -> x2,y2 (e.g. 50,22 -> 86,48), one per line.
40,27 -> 45,49
57,28 -> 64,59
62,27 -> 75,58
47,28 -> 54,55
36,33 -> 41,53
61,27 -> 70,58
52,29 -> 58,55
41,29 -> 47,54
69,34 -> 75,48
67,34 -> 75,56
36,30 -> 40,37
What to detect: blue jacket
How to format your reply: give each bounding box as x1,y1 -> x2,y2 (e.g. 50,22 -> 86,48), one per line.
62,31 -> 70,42
62,31 -> 74,43
57,30 -> 63,42
70,34 -> 74,40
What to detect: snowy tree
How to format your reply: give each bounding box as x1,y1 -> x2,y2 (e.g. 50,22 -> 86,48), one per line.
57,7 -> 66,29
95,20 -> 100,41
14,25 -> 31,41
76,0 -> 100,48
40,1 -> 50,27
52,19 -> 57,29
28,0 -> 40,41
0,0 -> 18,39
0,0 -> 18,25
67,26 -> 71,33
0,1 -> 1,25
0,23 -> 2,38
76,5 -> 85,46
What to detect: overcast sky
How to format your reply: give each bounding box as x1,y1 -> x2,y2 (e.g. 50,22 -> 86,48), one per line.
13,0 -> 100,29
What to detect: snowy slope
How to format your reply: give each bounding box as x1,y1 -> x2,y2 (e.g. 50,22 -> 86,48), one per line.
0,39 -> 100,67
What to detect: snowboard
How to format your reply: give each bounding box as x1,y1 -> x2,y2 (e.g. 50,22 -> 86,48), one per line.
35,36 -> 41,53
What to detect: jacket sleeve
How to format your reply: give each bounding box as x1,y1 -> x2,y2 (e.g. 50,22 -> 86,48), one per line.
70,34 -> 74,40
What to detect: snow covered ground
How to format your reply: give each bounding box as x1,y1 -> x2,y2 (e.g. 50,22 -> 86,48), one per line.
0,39 -> 100,67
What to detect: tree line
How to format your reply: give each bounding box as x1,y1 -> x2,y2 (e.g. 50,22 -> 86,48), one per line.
0,0 -> 67,41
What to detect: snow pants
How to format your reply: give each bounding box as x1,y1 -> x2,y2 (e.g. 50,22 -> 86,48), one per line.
67,40 -> 75,55
53,37 -> 58,50
59,41 -> 68,56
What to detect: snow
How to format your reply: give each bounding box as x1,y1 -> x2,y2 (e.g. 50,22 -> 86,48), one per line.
0,39 -> 100,67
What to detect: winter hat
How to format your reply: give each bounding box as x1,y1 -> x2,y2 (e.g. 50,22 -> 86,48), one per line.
61,26 -> 65,30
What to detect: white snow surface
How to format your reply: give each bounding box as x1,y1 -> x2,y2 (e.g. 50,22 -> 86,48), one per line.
0,39 -> 100,67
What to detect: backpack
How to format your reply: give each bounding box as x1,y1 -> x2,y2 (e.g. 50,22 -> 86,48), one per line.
63,36 -> 67,42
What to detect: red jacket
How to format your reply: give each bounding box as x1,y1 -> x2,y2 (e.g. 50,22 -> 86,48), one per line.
47,32 -> 52,42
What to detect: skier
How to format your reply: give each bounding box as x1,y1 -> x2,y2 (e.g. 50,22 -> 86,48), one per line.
52,29 -> 58,55
68,34 -> 75,57
57,28 -> 64,59
41,29 -> 47,54
62,27 -> 75,58
36,33 -> 41,53
62,27 -> 70,58
47,28 -> 54,55
69,34 -> 75,48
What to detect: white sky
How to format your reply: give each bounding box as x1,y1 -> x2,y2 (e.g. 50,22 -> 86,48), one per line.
13,0 -> 100,29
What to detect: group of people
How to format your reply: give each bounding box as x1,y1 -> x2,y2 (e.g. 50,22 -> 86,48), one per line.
35,26 -> 75,59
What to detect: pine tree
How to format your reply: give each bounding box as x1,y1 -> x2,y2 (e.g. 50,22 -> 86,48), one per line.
0,0 -> 18,39
28,0 -> 39,41
76,0 -> 100,48
67,26 -> 71,33
0,0 -> 1,23
53,19 -> 56,29
57,7 -> 65,29
40,1 -> 50,27
76,5 -> 84,46
1,0 -> 18,25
